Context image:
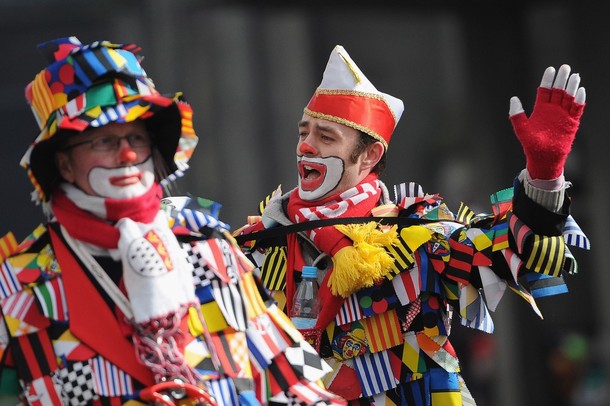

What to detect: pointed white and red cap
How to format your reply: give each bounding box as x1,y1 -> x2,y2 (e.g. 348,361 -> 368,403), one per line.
304,45 -> 404,149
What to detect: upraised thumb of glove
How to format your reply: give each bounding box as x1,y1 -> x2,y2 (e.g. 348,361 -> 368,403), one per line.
510,86 -> 585,180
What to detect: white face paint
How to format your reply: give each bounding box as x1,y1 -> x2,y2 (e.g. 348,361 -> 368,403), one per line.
297,155 -> 344,201
88,156 -> 155,199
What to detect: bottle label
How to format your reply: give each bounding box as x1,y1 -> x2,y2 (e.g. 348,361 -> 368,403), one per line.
291,317 -> 317,329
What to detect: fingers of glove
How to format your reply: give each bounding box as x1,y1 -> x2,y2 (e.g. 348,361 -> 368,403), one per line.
552,64 -> 571,90
565,73 -> 581,97
540,66 -> 556,89
575,87 -> 586,104
509,96 -> 525,117
570,88 -> 586,116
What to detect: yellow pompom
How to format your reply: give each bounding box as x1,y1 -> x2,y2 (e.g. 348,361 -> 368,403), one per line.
328,222 -> 399,297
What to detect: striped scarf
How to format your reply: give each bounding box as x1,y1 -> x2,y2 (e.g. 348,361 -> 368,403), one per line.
287,174 -> 382,257
285,174 -> 382,324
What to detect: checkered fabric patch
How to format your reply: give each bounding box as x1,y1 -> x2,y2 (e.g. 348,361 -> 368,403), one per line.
269,391 -> 333,406
183,242 -> 216,287
284,340 -> 332,382
269,391 -> 303,406
54,360 -> 97,405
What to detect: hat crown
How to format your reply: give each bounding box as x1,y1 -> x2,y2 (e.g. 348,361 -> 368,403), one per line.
305,45 -> 404,149
25,37 -> 153,133
317,46 -> 378,93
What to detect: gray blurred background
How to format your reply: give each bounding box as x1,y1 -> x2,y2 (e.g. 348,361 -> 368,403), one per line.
1,1 -> 609,405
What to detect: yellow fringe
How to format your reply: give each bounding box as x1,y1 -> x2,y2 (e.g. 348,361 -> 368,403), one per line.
328,222 -> 399,297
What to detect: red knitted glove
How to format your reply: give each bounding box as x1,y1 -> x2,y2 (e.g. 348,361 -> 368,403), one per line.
509,64 -> 586,180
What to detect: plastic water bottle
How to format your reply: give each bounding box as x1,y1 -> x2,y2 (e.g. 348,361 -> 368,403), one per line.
290,266 -> 321,329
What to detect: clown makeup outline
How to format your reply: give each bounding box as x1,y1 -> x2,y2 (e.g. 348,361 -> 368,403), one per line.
89,156 -> 155,199
296,114 -> 384,201
297,155 -> 344,201
56,121 -> 155,199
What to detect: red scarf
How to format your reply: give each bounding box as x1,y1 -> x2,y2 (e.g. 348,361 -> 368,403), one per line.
51,183 -> 162,249
285,174 -> 382,327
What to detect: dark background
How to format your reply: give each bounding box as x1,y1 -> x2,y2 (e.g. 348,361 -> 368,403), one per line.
1,1 -> 608,404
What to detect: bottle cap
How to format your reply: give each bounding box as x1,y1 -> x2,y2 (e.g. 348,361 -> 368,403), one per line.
302,266 -> 318,279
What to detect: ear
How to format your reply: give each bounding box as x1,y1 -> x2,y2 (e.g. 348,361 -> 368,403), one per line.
360,141 -> 384,172
55,151 -> 76,183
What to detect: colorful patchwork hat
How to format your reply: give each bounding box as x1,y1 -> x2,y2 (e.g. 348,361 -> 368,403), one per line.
304,45 -> 404,149
20,36 -> 198,202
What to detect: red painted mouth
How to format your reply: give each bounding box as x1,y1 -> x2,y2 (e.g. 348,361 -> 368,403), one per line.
109,172 -> 142,186
298,160 -> 327,191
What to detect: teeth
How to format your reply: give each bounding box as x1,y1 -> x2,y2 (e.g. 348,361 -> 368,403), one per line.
304,165 -> 314,170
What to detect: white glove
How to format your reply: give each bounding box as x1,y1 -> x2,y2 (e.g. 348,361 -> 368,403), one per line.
116,212 -> 197,324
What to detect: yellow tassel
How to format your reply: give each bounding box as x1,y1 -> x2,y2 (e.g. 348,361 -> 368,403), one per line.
328,222 -> 399,297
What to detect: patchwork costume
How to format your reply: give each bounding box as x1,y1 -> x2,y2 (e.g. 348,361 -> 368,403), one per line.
234,46 -> 589,405
0,37 -> 343,406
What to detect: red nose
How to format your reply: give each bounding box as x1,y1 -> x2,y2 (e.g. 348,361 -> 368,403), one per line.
120,148 -> 137,162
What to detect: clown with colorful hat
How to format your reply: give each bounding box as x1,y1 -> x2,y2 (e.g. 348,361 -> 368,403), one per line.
235,45 -> 590,404
0,37 -> 345,406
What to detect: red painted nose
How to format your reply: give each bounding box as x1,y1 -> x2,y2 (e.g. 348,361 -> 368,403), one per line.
298,140 -> 316,155
119,147 -> 137,162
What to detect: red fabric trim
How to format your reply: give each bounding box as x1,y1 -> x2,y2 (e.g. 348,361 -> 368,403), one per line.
17,335 -> 41,380
306,92 -> 396,145
51,183 -> 161,249
49,227 -> 154,386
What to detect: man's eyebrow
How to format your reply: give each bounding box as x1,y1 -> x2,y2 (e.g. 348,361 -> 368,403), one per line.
297,120 -> 341,135
316,123 -> 340,134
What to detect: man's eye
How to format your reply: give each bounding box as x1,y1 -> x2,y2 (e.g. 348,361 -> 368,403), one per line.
131,134 -> 148,142
97,136 -> 117,146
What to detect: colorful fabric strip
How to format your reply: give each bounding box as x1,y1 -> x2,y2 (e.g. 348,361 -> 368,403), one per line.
207,376 -> 239,406
260,247 -> 287,291
563,215 -> 590,250
90,355 -> 134,397
32,277 -> 68,321
12,330 -> 58,382
353,349 -> 398,397
22,375 -> 63,406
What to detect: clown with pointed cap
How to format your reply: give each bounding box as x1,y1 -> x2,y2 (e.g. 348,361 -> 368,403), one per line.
0,37 -> 345,406
235,45 -> 590,404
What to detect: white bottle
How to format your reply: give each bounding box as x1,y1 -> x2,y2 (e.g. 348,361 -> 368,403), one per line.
290,266 -> 321,329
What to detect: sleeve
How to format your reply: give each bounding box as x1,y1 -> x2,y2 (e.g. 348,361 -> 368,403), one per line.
418,176 -> 588,331
0,228 -> 64,404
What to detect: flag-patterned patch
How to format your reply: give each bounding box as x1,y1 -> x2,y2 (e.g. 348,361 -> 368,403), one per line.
89,355 -> 134,397
22,375 -> 63,406
55,360 -> 97,405
260,247 -> 287,291
207,376 -> 239,406
284,340 -> 332,382
33,277 -> 68,321
352,349 -> 399,397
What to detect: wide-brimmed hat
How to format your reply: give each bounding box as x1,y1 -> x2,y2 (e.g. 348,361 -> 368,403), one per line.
304,45 -> 403,149
20,36 -> 198,202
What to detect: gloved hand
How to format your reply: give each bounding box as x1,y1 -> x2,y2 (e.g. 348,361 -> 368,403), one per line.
509,64 -> 586,180
116,212 -> 197,324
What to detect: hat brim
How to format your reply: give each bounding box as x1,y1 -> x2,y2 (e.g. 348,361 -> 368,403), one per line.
28,96 -> 186,201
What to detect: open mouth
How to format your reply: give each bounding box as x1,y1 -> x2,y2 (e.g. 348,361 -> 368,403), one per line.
298,160 -> 327,191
